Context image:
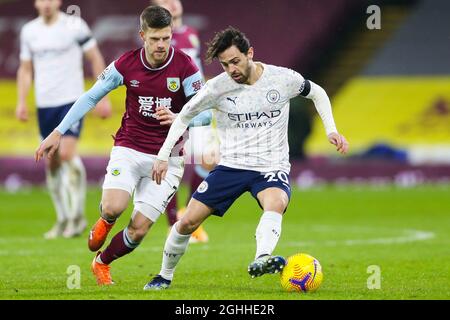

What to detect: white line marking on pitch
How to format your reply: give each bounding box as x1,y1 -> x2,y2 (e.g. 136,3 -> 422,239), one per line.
284,228 -> 435,247
0,226 -> 436,256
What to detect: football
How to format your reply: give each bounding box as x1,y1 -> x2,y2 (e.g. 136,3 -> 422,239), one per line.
280,253 -> 323,292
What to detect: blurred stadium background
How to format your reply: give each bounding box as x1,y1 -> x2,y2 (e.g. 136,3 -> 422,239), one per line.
0,0 -> 449,300
0,0 -> 449,188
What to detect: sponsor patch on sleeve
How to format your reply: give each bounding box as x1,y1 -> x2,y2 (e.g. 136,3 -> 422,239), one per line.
98,64 -> 112,81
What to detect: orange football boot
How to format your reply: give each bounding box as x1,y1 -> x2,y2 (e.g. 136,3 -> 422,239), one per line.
88,218 -> 115,252
91,252 -> 114,286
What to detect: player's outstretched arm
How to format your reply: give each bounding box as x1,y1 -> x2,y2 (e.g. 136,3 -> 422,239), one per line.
152,114 -> 190,185
152,110 -> 212,184
55,62 -> 122,135
152,84 -> 216,184
53,80 -> 114,135
328,132 -> 349,154
35,63 -> 123,162
302,80 -> 349,155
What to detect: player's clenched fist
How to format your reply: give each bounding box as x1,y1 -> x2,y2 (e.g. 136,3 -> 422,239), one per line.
35,129 -> 62,162
152,159 -> 169,185
327,132 -> 349,155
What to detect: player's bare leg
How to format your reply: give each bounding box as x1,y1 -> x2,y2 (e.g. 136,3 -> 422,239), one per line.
144,198 -> 213,290
92,211 -> 153,285
177,164 -> 210,243
43,151 -> 69,239
59,136 -> 87,238
88,189 -> 130,251
248,187 -> 288,278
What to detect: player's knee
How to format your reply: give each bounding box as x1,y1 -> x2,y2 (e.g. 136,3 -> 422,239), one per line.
126,225 -> 149,242
264,197 -> 288,213
177,216 -> 200,235
59,149 -> 75,162
101,201 -> 125,218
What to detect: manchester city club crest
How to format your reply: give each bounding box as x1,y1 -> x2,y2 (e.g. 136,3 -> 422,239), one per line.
197,181 -> 208,193
167,77 -> 180,92
266,89 -> 280,104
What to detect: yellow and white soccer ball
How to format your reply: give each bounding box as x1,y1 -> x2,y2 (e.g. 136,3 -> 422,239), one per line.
280,253 -> 323,293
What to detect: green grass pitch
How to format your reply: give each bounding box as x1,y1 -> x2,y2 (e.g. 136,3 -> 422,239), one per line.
0,184 -> 449,300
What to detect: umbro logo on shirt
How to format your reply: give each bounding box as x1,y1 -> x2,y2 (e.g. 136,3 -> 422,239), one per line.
130,80 -> 140,87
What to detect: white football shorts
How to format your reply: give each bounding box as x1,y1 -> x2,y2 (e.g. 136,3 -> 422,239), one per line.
102,146 -> 184,222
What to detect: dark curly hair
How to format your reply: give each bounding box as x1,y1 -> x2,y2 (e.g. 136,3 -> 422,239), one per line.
205,27 -> 251,64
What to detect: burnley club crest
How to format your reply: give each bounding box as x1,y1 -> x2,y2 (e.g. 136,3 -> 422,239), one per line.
167,77 -> 180,92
